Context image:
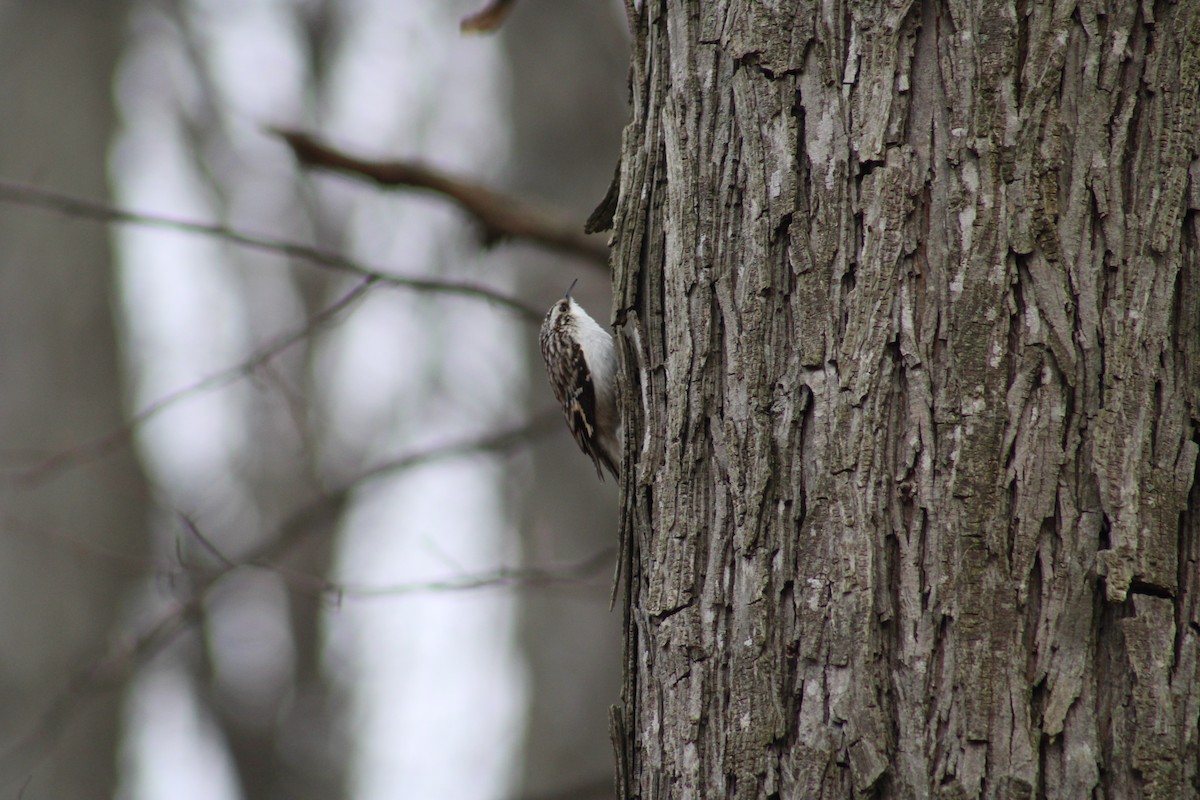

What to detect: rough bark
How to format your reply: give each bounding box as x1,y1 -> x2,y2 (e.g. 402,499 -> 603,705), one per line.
611,2 -> 1200,798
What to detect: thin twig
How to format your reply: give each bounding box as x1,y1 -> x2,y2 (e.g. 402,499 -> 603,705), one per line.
237,410 -> 574,605
247,410 -> 565,583
272,129 -> 610,267
351,408 -> 561,486
0,179 -> 543,321
178,513 -> 237,569
9,278 -> 375,486
0,411 -> 568,780
333,546 -> 614,598
0,590 -> 206,786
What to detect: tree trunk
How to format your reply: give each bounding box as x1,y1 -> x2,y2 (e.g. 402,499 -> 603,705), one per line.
611,2 -> 1200,797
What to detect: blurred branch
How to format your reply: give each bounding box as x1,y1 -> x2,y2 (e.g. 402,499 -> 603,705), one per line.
0,410 -> 574,781
506,775 -> 617,800
0,588 -> 206,787
353,408 -> 560,485
249,408 -> 564,578
262,410 -> 564,564
9,278 -> 376,486
0,179 -> 542,321
460,0 -> 518,33
272,129 -> 609,267
0,514 -> 164,576
330,546 -> 614,599
178,513 -> 237,569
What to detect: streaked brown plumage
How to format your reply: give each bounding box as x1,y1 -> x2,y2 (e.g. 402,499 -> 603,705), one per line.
539,285 -> 620,480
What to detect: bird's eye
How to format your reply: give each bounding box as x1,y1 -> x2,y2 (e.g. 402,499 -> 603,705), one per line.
559,301 -> 569,312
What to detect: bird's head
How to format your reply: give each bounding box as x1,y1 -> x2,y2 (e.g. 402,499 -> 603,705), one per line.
541,279 -> 580,337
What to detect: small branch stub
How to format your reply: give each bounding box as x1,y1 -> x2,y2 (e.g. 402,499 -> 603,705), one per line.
460,0 -> 518,33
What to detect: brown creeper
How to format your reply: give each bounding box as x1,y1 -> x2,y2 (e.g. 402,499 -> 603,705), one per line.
539,282 -> 620,480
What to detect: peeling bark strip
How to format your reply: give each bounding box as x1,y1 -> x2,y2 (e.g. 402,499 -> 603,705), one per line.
611,2 -> 1200,798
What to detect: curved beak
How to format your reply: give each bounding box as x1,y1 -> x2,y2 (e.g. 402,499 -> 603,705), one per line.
564,278 -> 579,300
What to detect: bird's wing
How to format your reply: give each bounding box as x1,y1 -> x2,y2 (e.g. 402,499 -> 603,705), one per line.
565,341 -> 617,480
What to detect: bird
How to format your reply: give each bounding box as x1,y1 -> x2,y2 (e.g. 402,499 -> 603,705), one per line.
539,281 -> 621,480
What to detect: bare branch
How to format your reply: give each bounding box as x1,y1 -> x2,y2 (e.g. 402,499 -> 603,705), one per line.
272,129 -> 610,267
249,409 -> 564,572
0,179 -> 543,321
352,408 -> 562,486
178,513 -> 237,570
0,589 -> 206,784
333,546 -> 614,598
9,278 -> 375,486
460,0 -> 519,33
202,409 -> 566,600
0,411 -> 569,779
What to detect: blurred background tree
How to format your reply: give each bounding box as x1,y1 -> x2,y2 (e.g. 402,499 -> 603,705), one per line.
0,3 -> 150,797
500,5 -> 625,799
0,2 -> 627,799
